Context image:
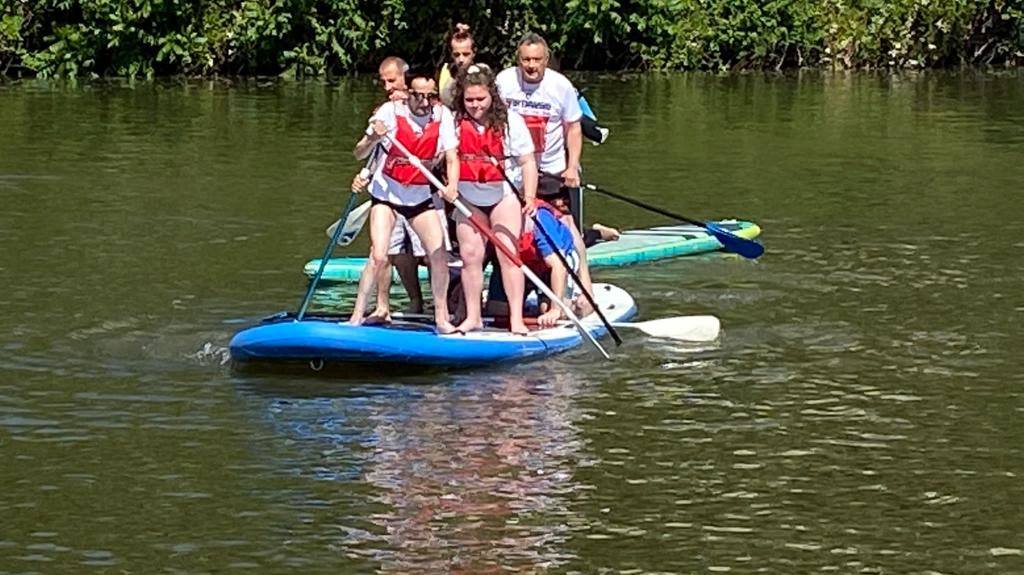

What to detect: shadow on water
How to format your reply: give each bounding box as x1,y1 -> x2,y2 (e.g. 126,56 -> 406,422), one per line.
230,359 -> 478,384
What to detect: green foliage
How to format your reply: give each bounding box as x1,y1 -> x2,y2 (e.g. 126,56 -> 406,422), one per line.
2,0 -> 1023,78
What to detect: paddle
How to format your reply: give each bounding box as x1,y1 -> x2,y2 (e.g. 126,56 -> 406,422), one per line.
392,311 -> 720,342
384,134 -> 611,360
612,315 -> 720,342
296,191 -> 361,321
322,145 -> 384,246
324,200 -> 371,246
582,183 -> 765,260
484,153 -> 623,346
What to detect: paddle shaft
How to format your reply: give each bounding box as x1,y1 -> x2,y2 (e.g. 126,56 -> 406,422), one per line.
298,191 -> 360,321
582,183 -> 705,227
384,135 -> 609,359
486,154 -> 622,346
582,183 -> 764,259
297,149 -> 381,320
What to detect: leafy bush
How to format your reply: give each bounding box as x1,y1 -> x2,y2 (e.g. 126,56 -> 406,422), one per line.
2,0 -> 1022,78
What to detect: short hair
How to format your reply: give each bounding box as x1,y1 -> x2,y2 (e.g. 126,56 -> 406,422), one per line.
517,32 -> 549,57
378,56 -> 408,74
404,67 -> 435,88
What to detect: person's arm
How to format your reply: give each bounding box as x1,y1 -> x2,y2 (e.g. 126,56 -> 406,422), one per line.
442,148 -> 459,202
562,120 -> 582,187
439,109 -> 460,202
518,152 -> 538,214
355,104 -> 393,159
354,120 -> 387,159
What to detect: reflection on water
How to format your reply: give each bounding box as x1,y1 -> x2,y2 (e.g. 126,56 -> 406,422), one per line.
1,74 -> 1023,572
244,367 -> 589,572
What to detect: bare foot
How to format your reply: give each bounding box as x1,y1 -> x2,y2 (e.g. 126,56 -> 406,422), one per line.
592,223 -> 621,241
435,321 -> 459,335
455,318 -> 484,333
509,321 -> 530,336
364,308 -> 391,325
537,309 -> 562,329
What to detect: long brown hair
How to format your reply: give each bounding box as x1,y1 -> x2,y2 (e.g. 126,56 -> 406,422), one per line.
452,64 -> 507,134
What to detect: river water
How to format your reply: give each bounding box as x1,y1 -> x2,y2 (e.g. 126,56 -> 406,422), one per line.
2,72 -> 1022,573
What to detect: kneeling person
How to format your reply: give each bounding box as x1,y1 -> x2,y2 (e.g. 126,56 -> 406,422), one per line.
486,199 -> 587,328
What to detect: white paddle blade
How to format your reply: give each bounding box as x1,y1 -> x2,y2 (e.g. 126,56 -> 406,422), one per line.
617,315 -> 721,342
325,200 -> 371,246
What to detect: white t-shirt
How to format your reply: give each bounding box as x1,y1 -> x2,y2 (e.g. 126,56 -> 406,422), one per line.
456,110 -> 535,207
496,67 -> 582,175
367,102 -> 457,206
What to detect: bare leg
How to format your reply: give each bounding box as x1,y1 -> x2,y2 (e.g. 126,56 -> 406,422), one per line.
371,262 -> 393,319
455,209 -> 486,333
391,252 -> 423,313
365,259 -> 394,324
490,195 -> 527,334
350,204 -> 396,325
409,208 -> 455,333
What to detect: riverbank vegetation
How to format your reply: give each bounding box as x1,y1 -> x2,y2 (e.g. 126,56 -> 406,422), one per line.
2,0 -> 1022,78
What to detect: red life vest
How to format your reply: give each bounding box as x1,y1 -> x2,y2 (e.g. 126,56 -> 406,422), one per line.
382,114 -> 441,185
517,199 -> 562,274
457,119 -> 505,183
521,115 -> 547,154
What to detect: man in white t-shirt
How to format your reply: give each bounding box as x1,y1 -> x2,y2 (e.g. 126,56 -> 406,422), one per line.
496,33 -> 583,216
496,33 -> 595,316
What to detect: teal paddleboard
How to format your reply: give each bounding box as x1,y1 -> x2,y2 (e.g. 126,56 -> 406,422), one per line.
303,220 -> 761,283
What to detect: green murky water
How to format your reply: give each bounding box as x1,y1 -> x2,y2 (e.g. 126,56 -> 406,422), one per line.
2,72 -> 1022,573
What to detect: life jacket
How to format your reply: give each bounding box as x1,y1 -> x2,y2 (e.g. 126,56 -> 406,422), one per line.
518,199 -> 563,274
457,119 -> 505,183
521,115 -> 547,154
382,114 -> 440,185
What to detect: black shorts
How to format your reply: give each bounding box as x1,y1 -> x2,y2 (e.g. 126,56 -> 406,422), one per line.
371,196 -> 434,220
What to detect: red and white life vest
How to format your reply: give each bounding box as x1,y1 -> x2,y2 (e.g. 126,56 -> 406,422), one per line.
457,119 -> 505,183
382,115 -> 440,185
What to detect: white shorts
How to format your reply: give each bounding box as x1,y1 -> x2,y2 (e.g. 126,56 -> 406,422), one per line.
386,198 -> 450,257
387,215 -> 425,257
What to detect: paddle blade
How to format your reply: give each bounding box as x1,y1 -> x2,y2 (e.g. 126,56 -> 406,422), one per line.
619,315 -> 721,341
325,200 -> 371,246
706,222 -> 764,259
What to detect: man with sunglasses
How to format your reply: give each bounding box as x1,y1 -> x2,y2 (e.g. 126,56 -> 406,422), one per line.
349,68 -> 457,331
351,58 -> 435,320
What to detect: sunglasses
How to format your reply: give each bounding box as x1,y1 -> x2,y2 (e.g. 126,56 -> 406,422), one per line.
410,91 -> 440,100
